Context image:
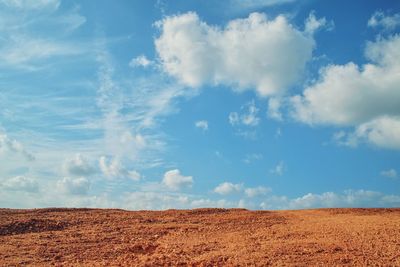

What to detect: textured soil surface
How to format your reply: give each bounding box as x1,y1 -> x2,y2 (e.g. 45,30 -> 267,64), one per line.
1,208 -> 399,266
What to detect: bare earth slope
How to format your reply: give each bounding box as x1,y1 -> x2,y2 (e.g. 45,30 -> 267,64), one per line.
0,208 -> 399,266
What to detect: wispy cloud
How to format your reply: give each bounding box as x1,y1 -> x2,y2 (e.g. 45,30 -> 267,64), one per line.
230,0 -> 297,9
243,153 -> 263,164
368,11 -> 400,31
270,161 -> 285,176
380,169 -> 398,179
229,100 -> 260,127
195,120 -> 209,131
0,2 -> 87,70
0,0 -> 60,10
0,37 -> 82,68
129,55 -> 153,68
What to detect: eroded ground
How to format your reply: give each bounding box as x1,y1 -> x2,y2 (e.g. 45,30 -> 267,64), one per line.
0,208 -> 399,266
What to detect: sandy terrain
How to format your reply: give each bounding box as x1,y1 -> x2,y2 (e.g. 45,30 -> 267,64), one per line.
0,208 -> 399,266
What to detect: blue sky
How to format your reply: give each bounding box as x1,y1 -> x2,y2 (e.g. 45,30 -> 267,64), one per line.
1,0 -> 399,210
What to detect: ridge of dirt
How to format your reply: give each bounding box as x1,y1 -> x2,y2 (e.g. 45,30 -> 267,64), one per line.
0,208 -> 399,266
0,219 -> 69,236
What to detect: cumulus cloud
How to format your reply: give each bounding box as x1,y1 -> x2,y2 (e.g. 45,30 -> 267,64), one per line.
191,198 -> 232,208
99,156 -> 141,181
129,55 -> 152,68
123,191 -> 190,210
162,169 -> 193,190
2,176 -> 38,192
195,120 -> 209,131
123,192 -> 235,210
380,169 -> 398,179
0,132 -> 35,161
260,190 -> 400,210
304,11 -> 333,34
368,11 -> 400,31
229,100 -> 260,127
245,186 -> 271,198
63,153 -> 95,176
214,182 -> 243,195
155,11 -> 325,96
291,35 -> 400,149
57,177 -> 90,195
353,116 -> 400,149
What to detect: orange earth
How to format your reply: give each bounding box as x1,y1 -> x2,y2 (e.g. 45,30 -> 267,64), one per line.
0,208 -> 399,266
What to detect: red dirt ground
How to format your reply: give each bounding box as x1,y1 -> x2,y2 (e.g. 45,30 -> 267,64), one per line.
0,208 -> 399,266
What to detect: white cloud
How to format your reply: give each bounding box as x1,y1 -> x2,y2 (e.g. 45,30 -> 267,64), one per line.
304,11 -> 333,34
245,186 -> 271,198
63,153 -> 95,176
243,153 -> 263,164
95,51 -> 169,166
270,161 -> 285,176
291,35 -> 400,149
162,169 -> 193,190
235,129 -> 258,140
381,169 -> 398,179
229,100 -> 260,127
129,55 -> 152,68
228,112 -> 240,125
2,176 -> 38,192
123,192 -> 235,210
57,177 -> 90,195
0,131 -> 35,161
354,116 -> 400,149
214,182 -> 243,195
58,9 -> 87,32
99,156 -> 141,181
0,0 -> 86,72
267,97 -> 283,121
190,198 -> 232,208
260,190 -> 400,210
195,120 -> 209,131
368,11 -> 400,31
155,11 -> 324,96
0,0 -> 60,10
123,191 -> 190,210
0,36 -> 82,68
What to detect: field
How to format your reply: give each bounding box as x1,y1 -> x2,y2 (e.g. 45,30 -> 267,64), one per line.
1,208 -> 399,266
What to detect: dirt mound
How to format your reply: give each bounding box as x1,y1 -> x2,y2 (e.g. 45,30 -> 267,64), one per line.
187,208 -> 231,215
0,208 -> 399,266
322,207 -> 399,215
0,219 -> 68,236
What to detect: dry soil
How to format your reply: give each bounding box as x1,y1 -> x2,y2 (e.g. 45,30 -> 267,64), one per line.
0,208 -> 399,266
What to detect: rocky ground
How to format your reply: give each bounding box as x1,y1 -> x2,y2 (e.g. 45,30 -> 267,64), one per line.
0,208 -> 399,266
